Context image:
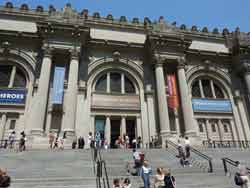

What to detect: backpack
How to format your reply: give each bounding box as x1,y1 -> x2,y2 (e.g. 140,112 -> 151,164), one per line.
234,173 -> 244,186
0,175 -> 11,187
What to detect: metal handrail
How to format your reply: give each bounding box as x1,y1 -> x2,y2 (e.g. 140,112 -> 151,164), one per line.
166,140 -> 213,173
222,157 -> 250,175
94,148 -> 110,188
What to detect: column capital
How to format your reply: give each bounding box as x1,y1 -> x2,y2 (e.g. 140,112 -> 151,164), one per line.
42,45 -> 53,58
69,48 -> 80,61
241,60 -> 250,74
177,56 -> 186,70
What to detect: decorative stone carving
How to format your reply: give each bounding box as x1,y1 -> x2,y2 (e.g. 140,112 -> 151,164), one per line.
154,16 -> 177,33
1,41 -> 11,54
241,60 -> 250,73
113,51 -> 121,62
42,44 -> 53,58
69,48 -> 80,60
177,56 -> 186,70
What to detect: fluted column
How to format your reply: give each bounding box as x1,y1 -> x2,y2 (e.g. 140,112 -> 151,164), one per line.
31,47 -> 52,135
62,49 -> 79,136
177,58 -> 198,136
0,114 -> 7,140
105,116 -> 111,145
242,62 -> 250,93
155,62 -> 171,140
136,116 -> 142,138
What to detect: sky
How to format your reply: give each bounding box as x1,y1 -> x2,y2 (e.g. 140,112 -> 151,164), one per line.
1,0 -> 250,32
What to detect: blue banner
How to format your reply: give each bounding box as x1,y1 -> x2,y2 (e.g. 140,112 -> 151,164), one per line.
192,99 -> 232,113
0,89 -> 27,104
52,67 -> 65,104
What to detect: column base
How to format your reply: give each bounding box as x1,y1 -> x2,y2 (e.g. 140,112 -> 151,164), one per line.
30,129 -> 44,136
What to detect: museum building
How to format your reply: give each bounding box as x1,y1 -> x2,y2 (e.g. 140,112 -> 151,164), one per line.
0,2 -> 250,147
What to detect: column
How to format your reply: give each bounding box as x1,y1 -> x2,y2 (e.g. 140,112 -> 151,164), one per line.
0,114 -> 7,140
154,62 -> 171,139
105,116 -> 111,145
8,66 -> 16,88
217,120 -> 224,141
177,59 -> 198,136
235,96 -> 250,140
107,72 -> 110,93
145,87 -> 157,138
229,119 -> 238,141
242,62 -> 250,93
45,112 -> 52,134
62,49 -> 79,136
136,116 -> 142,138
121,116 -> 126,137
199,80 -> 205,98
91,115 -> 95,135
31,47 -> 52,135
210,80 -> 216,98
121,73 -> 125,94
205,119 -> 210,140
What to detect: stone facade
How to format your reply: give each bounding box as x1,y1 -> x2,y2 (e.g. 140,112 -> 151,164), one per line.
0,3 -> 250,147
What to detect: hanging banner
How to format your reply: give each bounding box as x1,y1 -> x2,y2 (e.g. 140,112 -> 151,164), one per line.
192,99 -> 232,113
166,74 -> 179,109
0,89 -> 27,105
52,67 -> 65,104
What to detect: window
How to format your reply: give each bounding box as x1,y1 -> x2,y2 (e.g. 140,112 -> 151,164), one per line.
0,65 -> 26,88
192,81 -> 201,98
95,72 -> 136,94
9,120 -> 16,130
199,123 -> 204,132
191,78 -> 226,99
110,73 -> 121,93
223,124 -> 228,133
214,83 -> 224,99
211,124 -> 216,132
95,74 -> 107,92
202,79 -> 213,98
125,76 -> 135,93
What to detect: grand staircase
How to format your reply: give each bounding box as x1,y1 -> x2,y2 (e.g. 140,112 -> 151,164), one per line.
0,147 -> 249,188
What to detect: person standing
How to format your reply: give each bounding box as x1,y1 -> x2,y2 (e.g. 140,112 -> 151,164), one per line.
235,161 -> 250,188
48,131 -> 55,149
125,135 -> 130,149
184,137 -> 191,158
0,168 -> 11,187
95,131 -> 101,148
19,131 -> 26,152
154,168 -> 165,188
139,160 -> 152,188
164,169 -> 176,188
72,137 -> 77,149
8,131 -> 15,149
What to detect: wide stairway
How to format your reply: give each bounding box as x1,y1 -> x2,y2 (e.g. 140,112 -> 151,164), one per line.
0,147 -> 249,188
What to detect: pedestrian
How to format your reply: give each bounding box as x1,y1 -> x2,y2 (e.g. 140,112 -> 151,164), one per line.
122,178 -> 131,188
125,135 -> 130,149
139,160 -> 152,188
163,169 -> 176,188
53,137 -> 59,149
19,132 -> 26,152
184,136 -> 191,158
176,139 -> 187,167
113,178 -> 121,188
132,138 -> 137,149
235,161 -> 250,188
133,149 -> 141,175
138,136 -> 142,148
72,138 -> 77,149
95,131 -> 101,148
8,131 -> 15,149
48,131 -> 54,149
88,132 -> 93,149
104,139 -> 108,150
154,167 -> 165,188
0,168 -> 11,187
59,134 -> 64,150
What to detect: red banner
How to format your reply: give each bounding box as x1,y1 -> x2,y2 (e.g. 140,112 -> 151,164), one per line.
166,74 -> 179,109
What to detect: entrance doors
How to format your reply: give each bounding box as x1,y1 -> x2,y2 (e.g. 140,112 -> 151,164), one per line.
110,119 -> 120,148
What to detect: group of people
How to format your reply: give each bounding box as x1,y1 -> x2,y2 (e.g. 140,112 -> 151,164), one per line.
176,137 -> 191,167
131,149 -> 175,188
48,131 -> 66,150
1,131 -> 26,152
0,169 -> 10,187
72,136 -> 85,149
114,135 -> 142,149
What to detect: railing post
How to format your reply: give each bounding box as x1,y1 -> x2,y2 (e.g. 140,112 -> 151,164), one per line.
222,158 -> 228,175
208,160 -> 213,173
166,140 -> 168,149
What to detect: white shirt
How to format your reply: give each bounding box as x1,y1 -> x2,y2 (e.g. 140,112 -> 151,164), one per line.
184,139 -> 190,146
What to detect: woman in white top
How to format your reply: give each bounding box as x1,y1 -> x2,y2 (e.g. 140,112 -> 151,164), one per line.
154,167 -> 165,188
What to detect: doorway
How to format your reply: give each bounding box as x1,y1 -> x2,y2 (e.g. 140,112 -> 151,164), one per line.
110,119 -> 121,148
126,118 -> 136,145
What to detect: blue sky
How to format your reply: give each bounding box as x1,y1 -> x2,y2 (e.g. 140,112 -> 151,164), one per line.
1,0 -> 250,32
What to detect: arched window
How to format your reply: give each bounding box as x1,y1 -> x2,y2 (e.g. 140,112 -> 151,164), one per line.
191,77 -> 226,99
95,72 -> 136,94
95,74 -> 107,92
0,65 -> 27,88
191,80 -> 201,98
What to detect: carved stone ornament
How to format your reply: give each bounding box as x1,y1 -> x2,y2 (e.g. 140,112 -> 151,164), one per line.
177,56 -> 186,69
42,45 -> 52,58
1,41 -> 11,54
70,48 -> 80,60
113,51 -> 121,62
